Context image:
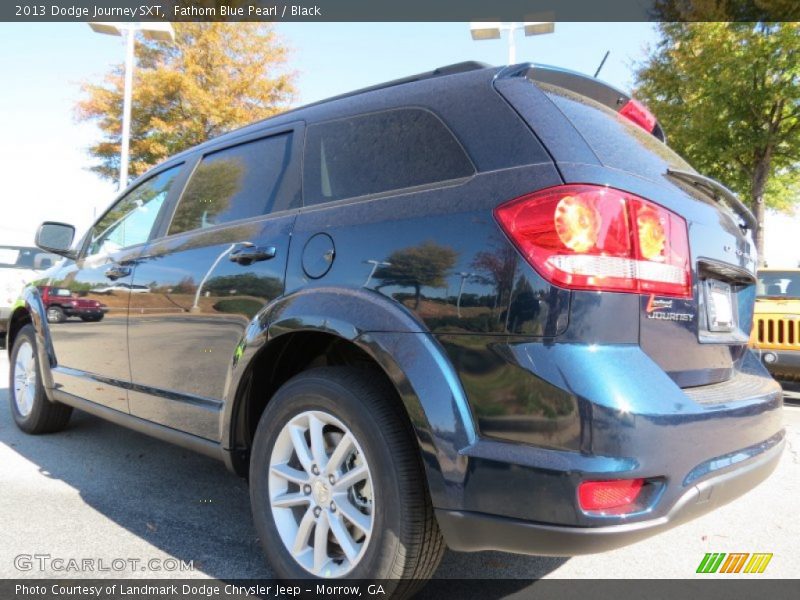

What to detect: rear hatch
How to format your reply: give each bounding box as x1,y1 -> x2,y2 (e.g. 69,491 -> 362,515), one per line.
495,66 -> 758,387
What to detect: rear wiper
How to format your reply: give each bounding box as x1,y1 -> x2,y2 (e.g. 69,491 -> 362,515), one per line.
665,168 -> 757,233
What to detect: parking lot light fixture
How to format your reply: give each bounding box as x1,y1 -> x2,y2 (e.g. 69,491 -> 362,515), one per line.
88,22 -> 175,191
469,21 -> 555,64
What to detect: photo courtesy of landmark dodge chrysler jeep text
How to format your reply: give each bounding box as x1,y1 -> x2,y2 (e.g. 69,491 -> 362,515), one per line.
6,63 -> 783,591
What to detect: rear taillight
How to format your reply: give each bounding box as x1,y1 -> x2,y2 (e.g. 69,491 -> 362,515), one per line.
618,98 -> 657,133
495,185 -> 691,298
578,479 -> 644,513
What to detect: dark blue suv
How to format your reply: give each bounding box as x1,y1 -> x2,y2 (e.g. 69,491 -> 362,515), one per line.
7,62 -> 783,589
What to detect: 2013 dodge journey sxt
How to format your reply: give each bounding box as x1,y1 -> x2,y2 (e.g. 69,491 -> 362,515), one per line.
7,62 -> 784,592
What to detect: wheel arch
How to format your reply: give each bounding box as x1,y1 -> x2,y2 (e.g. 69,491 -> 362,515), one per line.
6,286 -> 56,390
222,287 -> 476,509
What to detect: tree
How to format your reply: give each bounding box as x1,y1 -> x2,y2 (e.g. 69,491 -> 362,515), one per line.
76,23 -> 295,184
471,235 -> 517,310
634,23 -> 800,261
375,242 -> 458,309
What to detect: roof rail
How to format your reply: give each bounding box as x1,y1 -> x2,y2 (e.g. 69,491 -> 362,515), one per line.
303,61 -> 491,109
497,63 -> 666,143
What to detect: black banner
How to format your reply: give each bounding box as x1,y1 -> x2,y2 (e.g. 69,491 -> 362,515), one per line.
3,0 -> 800,23
3,580 -> 800,600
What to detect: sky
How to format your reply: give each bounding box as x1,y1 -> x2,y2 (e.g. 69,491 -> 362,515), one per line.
0,22 -> 797,266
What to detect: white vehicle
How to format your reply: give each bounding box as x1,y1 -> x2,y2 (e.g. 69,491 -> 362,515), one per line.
0,245 -> 59,334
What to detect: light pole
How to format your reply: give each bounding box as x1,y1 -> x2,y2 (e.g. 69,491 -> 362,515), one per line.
469,22 -> 555,64
88,21 -> 175,191
363,260 -> 391,288
456,272 -> 475,318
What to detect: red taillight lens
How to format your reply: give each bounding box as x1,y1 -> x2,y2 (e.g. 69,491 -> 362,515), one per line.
578,479 -> 644,512
618,98 -> 657,133
495,185 -> 691,298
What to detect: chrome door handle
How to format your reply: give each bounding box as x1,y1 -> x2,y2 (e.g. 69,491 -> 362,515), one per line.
105,266 -> 131,280
229,245 -> 277,266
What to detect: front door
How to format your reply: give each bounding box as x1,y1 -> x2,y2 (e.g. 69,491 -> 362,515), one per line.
48,164 -> 185,411
127,126 -> 302,440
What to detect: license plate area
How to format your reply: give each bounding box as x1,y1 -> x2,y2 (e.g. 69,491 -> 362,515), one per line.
704,279 -> 735,332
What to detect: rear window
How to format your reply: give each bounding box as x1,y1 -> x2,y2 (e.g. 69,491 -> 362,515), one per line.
541,83 -> 692,177
303,108 -> 474,206
0,246 -> 57,270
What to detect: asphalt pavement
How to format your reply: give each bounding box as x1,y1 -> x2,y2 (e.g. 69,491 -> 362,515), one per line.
0,348 -> 798,580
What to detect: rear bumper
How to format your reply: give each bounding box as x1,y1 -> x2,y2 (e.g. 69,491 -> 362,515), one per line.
437,434 -> 784,555
63,307 -> 105,318
431,338 -> 784,555
756,347 -> 800,380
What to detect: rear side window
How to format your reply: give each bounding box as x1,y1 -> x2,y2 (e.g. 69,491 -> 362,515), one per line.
303,108 -> 474,206
541,84 -> 692,177
169,133 -> 292,235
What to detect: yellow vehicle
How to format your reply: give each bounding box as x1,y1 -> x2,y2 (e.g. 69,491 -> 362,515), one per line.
751,269 -> 800,381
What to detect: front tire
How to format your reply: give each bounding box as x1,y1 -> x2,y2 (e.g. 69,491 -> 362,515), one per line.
250,367 -> 444,592
9,325 -> 72,434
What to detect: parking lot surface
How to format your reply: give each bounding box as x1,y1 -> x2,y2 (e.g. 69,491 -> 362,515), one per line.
0,348 -> 798,580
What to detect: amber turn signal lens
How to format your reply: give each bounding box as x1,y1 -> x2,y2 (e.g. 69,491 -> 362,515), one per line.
555,195 -> 601,253
637,208 -> 667,261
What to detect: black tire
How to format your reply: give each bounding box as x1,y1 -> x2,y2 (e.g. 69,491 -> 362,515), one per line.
9,325 -> 72,434
80,314 -> 104,322
46,306 -> 66,324
250,367 -> 444,594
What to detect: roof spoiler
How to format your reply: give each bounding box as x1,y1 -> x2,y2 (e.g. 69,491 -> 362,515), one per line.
301,61 -> 491,109
666,169 -> 758,233
496,63 -> 667,143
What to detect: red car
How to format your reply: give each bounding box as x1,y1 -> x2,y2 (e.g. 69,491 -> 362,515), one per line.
38,286 -> 106,323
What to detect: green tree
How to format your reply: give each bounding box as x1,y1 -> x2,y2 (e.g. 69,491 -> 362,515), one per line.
205,273 -> 282,298
634,23 -> 800,261
76,23 -> 295,184
375,242 -> 458,309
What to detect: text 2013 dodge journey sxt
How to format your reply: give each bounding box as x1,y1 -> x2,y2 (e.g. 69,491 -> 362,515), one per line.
7,62 -> 783,592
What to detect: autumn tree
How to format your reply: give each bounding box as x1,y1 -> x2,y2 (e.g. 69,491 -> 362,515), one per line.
76,23 -> 295,185
634,23 -> 800,261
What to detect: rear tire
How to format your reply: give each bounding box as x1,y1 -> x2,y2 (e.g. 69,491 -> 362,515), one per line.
9,325 -> 72,434
250,367 -> 444,594
80,314 -> 103,322
46,306 -> 66,324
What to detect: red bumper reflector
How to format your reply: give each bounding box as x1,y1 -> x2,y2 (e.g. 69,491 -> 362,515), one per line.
578,478 -> 645,512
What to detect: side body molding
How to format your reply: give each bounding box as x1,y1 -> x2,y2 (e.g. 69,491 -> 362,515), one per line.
9,286 -> 56,391
222,286 -> 477,508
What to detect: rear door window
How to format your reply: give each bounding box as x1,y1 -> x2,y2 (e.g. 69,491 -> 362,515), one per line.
169,133 -> 294,235
303,108 -> 474,205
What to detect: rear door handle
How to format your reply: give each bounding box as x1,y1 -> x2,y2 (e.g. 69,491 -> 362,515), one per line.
229,245 -> 277,266
105,266 -> 132,280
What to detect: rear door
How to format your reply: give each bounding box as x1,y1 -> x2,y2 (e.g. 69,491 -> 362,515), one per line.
127,124 -> 303,440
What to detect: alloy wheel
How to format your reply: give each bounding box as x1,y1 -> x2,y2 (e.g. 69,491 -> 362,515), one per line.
13,340 -> 36,417
268,410 -> 374,577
